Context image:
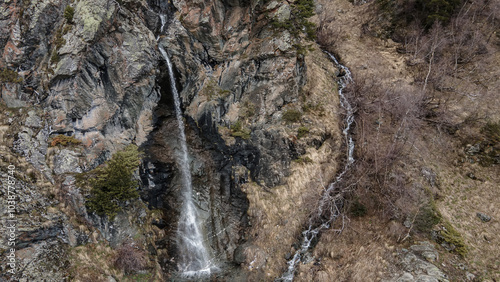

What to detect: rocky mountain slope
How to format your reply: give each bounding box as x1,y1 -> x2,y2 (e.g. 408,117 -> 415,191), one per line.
0,0 -> 498,281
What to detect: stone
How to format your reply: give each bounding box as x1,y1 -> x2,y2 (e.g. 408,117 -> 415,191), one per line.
415,275 -> 439,282
410,241 -> 438,262
54,149 -> 82,175
274,4 -> 291,22
25,111 -> 42,128
466,272 -> 476,281
2,83 -> 27,108
476,212 -> 491,222
466,143 -> 480,155
396,273 -> 415,282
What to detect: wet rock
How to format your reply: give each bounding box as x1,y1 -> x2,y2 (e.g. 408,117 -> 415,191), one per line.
476,212 -> 491,222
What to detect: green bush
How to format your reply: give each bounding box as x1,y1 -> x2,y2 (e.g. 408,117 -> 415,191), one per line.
297,126 -> 309,139
77,145 -> 142,219
293,156 -> 313,164
54,28 -> 66,49
64,6 -> 75,23
416,0 -> 462,27
282,109 -> 302,123
414,201 -> 442,233
50,51 -> 60,64
476,121 -> 500,166
201,79 -> 231,99
231,120 -> 251,140
0,69 -> 22,83
439,222 -> 467,257
376,0 -> 463,32
271,0 -> 316,41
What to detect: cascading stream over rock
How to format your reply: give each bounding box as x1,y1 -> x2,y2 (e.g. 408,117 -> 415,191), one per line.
279,51 -> 355,282
158,14 -> 216,277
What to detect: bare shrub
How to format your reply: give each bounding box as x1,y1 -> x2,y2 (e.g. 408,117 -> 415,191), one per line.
343,71 -> 426,219
316,13 -> 343,50
114,242 -> 148,274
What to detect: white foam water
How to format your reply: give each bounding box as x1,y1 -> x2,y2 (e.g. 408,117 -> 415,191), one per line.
158,37 -> 215,277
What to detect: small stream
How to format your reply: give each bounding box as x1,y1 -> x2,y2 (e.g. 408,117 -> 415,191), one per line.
279,51 -> 355,281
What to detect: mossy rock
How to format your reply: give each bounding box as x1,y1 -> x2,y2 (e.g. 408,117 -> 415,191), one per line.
0,69 -> 23,83
297,126 -> 309,139
282,109 -> 302,123
230,120 -> 251,140
434,222 -> 467,257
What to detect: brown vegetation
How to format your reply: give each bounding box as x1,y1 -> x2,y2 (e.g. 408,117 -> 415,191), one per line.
50,135 -> 81,147
313,0 -> 499,277
114,242 -> 148,274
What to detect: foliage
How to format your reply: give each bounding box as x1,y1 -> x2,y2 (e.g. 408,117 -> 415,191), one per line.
297,126 -> 309,139
0,69 -> 22,83
271,0 -> 317,41
416,0 -> 463,27
50,135 -> 81,147
54,28 -> 66,49
376,0 -> 464,33
439,222 -> 467,257
240,100 -> 256,118
414,201 -> 442,233
282,109 -> 302,123
231,120 -> 251,140
481,121 -> 500,144
77,145 -> 142,219
63,24 -> 73,35
64,6 -> 75,24
293,156 -> 313,164
477,121 -> 500,166
51,51 -> 60,64
201,79 -> 231,100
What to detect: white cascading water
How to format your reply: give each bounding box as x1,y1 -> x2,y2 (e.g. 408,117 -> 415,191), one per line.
279,51 -> 355,281
157,14 -> 214,277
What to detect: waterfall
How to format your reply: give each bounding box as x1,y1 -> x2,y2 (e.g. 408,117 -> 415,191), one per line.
279,51 -> 355,281
158,26 -> 214,277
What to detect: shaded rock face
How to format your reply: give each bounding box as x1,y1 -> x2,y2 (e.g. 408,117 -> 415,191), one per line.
1,0 -> 324,279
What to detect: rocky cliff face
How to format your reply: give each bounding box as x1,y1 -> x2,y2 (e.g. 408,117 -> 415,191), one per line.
1,0 -> 344,280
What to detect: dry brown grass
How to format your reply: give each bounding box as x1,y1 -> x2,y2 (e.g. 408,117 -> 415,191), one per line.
240,47 -> 345,278
295,216 -> 401,281
308,0 -> 500,279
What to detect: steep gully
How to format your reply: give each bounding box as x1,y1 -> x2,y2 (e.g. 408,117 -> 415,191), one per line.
158,15 -> 216,277
279,52 -> 355,281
